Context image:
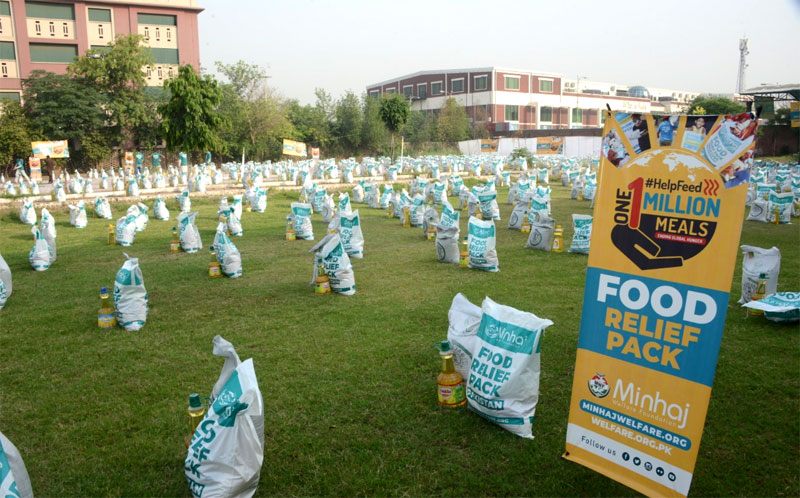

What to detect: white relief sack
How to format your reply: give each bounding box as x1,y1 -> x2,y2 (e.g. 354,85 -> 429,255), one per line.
113,253 -> 148,331
185,336 -> 265,498
466,296 -> 553,439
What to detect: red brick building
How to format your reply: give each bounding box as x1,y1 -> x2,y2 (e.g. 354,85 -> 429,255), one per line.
367,67 -> 700,131
0,0 -> 202,103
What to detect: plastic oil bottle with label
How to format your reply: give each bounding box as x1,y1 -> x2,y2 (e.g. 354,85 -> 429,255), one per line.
748,273 -> 767,316
98,286 -> 116,329
436,341 -> 466,407
107,224 -> 115,245
285,215 -> 296,240
426,223 -> 437,241
521,214 -> 531,234
552,225 -> 564,252
185,393 -> 206,448
402,206 -> 411,228
314,263 -> 332,295
459,235 -> 469,267
170,227 -> 181,253
208,248 -> 221,278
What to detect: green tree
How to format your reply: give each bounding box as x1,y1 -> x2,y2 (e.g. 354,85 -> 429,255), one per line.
22,71 -> 107,144
360,94 -> 388,155
215,60 -> 294,161
688,96 -> 746,115
436,97 -> 471,143
378,93 -> 409,158
68,34 -> 155,147
334,91 -> 363,155
159,65 -> 224,156
0,101 -> 34,171
405,110 -> 432,144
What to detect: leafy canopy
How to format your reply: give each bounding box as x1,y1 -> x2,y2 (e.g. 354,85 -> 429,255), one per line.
159,65 -> 224,153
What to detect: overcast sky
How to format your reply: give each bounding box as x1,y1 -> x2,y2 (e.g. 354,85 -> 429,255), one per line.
197,0 -> 800,104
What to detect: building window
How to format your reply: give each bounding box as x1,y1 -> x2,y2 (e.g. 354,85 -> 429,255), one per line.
0,41 -> 14,60
0,1 -> 10,16
539,79 -> 553,92
29,43 -> 77,63
540,106 -> 552,122
504,76 -> 520,90
88,8 -> 111,22
143,26 -> 149,40
369,90 -> 379,98
431,81 -> 442,95
385,87 -> 396,94
25,1 -> 74,20
0,91 -> 21,102
451,78 -> 463,93
417,83 -> 426,99
474,75 -> 487,91
402,85 -> 412,98
147,47 -> 179,64
505,105 -> 519,121
572,108 -> 582,123
145,65 -> 151,78
166,27 -> 172,41
137,13 -> 176,26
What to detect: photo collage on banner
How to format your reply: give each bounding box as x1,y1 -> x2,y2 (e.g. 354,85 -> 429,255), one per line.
566,111 -> 758,497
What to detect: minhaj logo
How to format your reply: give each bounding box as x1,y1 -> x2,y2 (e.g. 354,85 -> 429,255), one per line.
588,373 -> 610,398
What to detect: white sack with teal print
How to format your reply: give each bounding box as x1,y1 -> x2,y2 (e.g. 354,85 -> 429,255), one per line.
0,430 -> 34,498
113,253 -> 148,331
467,297 -> 553,439
185,335 -> 264,498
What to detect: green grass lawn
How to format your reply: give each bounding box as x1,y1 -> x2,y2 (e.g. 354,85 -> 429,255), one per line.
0,183 -> 798,497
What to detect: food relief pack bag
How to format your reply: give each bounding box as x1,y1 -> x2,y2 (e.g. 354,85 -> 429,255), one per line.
466,296 -> 553,439
468,217 -> 499,272
113,253 -> 148,331
153,196 -> 169,221
177,212 -> 202,254
291,203 -> 314,240
186,336 -> 264,498
446,293 -> 482,381
338,209 -> 364,259
568,214 -> 592,254
0,431 -> 34,498
739,245 -> 780,303
214,223 -> 243,278
29,226 -> 54,271
0,253 -> 11,311
310,233 -> 356,295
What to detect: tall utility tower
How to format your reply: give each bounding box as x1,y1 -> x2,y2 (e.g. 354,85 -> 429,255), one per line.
736,38 -> 749,94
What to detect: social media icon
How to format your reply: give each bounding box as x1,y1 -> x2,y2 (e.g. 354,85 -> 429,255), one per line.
622,452 -> 630,462
668,472 -> 676,482
633,457 -> 641,466
644,462 -> 653,471
656,467 -> 664,477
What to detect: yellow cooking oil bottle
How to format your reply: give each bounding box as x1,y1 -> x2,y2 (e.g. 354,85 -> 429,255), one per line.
107,224 -> 115,245
521,215 -> 531,234
552,225 -> 564,252
475,201 -> 482,220
426,223 -> 437,241
402,206 -> 411,227
314,263 -> 332,295
170,226 -> 181,253
208,247 -> 221,278
748,273 -> 767,316
285,215 -> 296,240
185,393 -> 206,448
98,286 -> 116,329
459,235 -> 469,267
436,341 -> 466,407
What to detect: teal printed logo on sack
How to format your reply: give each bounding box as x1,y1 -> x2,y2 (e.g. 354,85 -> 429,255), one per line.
479,314 -> 541,354
115,268 -> 141,286
469,223 -> 495,238
212,370 -> 248,427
